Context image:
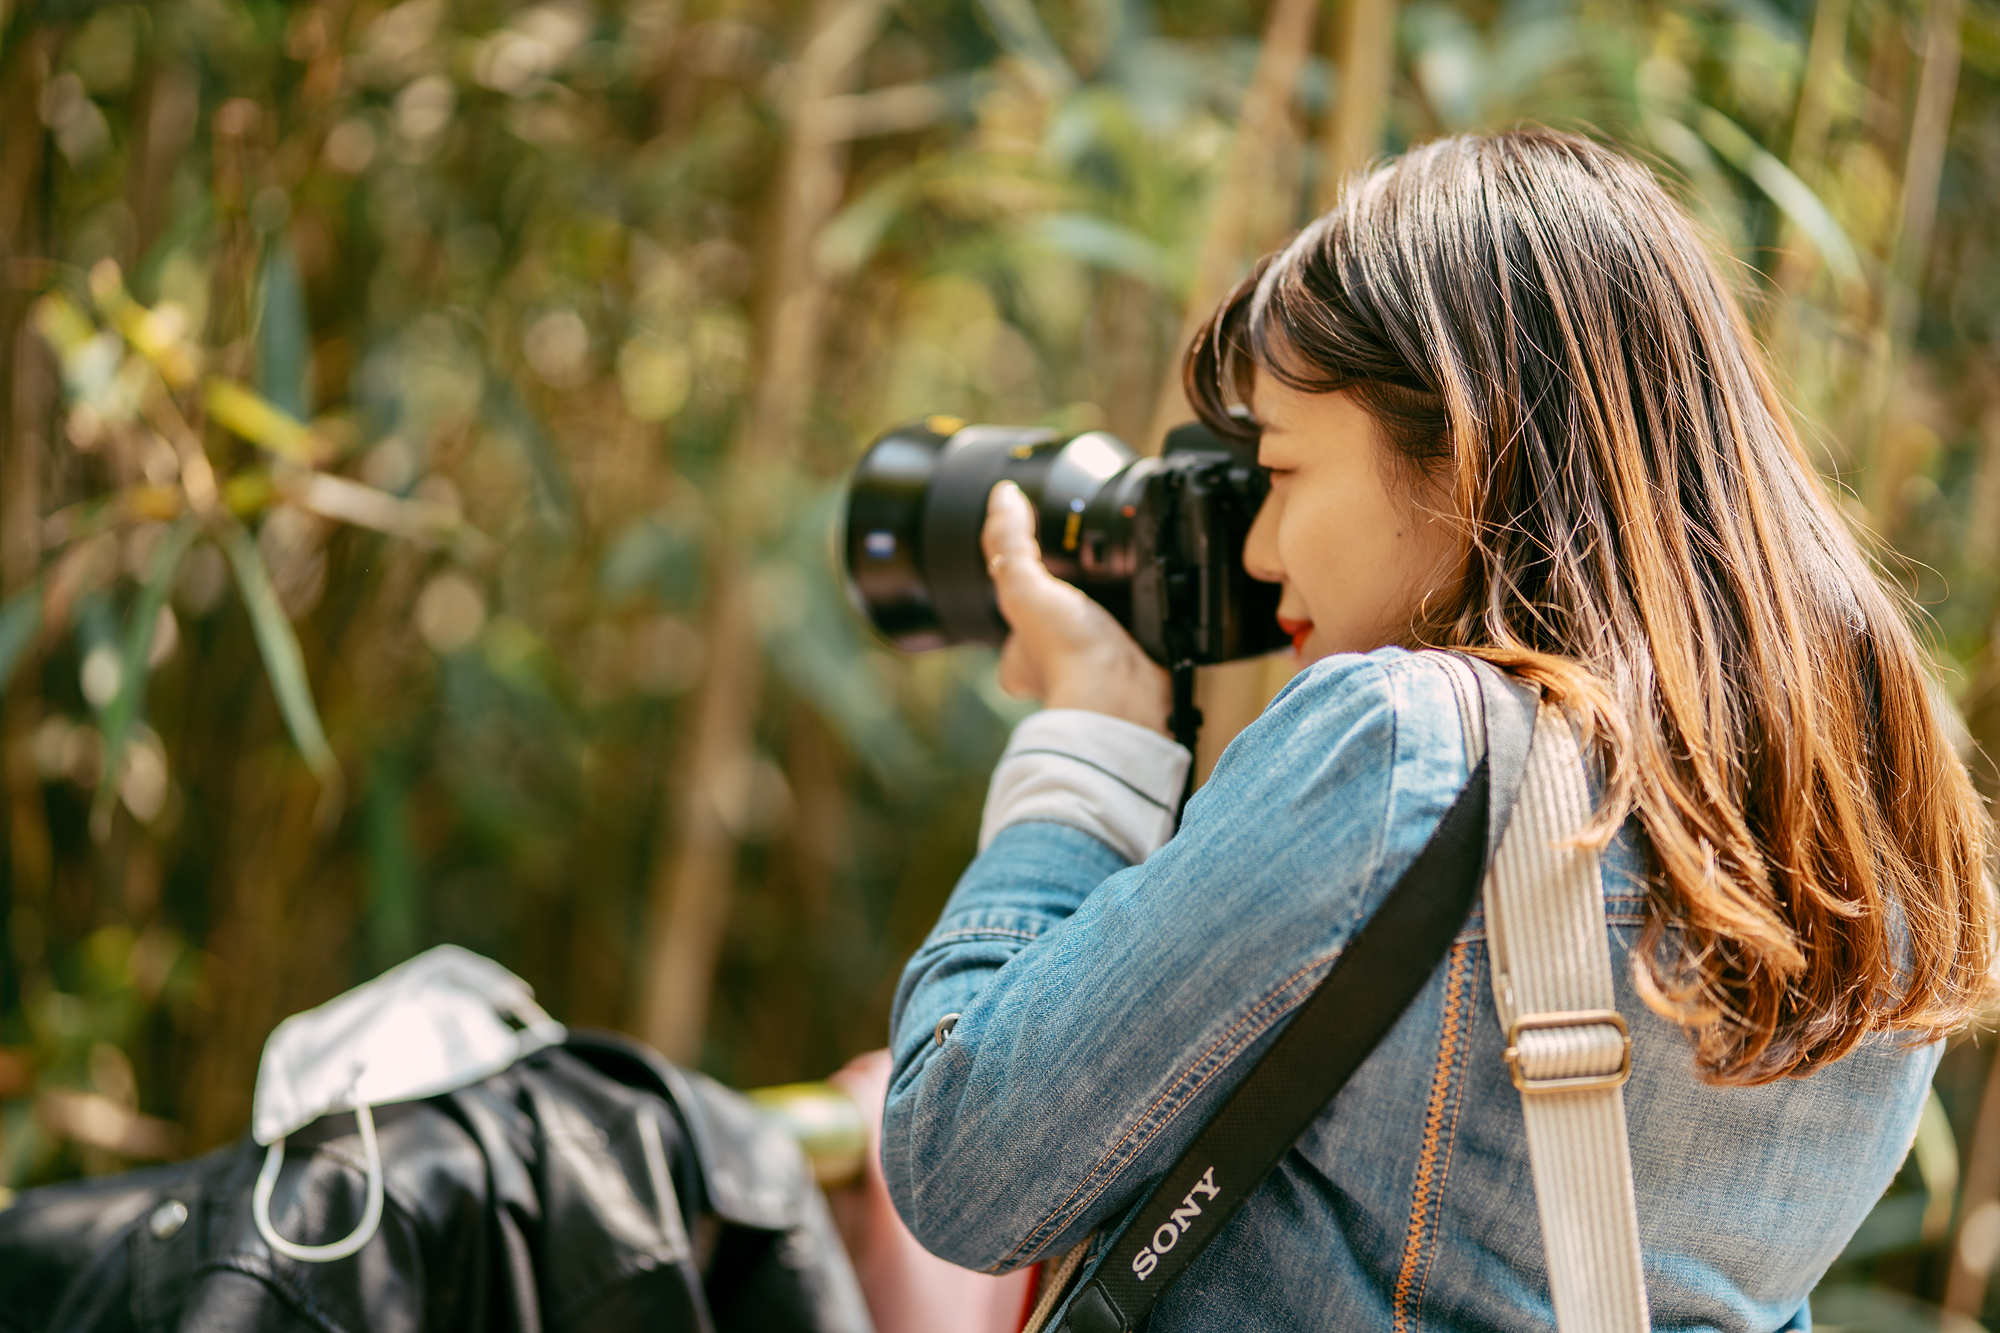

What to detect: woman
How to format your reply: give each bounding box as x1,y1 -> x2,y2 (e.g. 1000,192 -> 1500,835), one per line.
879,129 -> 1993,1330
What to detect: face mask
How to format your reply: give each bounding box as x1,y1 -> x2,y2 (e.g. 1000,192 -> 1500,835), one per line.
248,944 -> 566,1262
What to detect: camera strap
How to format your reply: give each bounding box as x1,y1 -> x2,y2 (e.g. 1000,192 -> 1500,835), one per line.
1041,652 -> 1539,1333
1167,661 -> 1202,825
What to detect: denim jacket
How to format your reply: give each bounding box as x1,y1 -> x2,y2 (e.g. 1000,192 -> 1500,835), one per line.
882,648 -> 1936,1332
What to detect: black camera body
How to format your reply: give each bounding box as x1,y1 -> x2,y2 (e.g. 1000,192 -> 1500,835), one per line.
843,417 -> 1288,668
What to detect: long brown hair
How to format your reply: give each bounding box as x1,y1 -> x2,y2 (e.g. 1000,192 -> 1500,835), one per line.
1189,128 -> 1993,1084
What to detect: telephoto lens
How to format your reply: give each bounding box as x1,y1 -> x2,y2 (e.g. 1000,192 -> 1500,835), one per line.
842,416 -> 1289,670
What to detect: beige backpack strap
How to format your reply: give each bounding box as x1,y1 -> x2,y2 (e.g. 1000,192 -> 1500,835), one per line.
1484,700 -> 1649,1333
1020,1239 -> 1093,1333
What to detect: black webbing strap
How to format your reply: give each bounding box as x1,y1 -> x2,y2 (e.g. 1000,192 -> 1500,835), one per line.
1054,657 -> 1538,1333
1167,660 -> 1201,828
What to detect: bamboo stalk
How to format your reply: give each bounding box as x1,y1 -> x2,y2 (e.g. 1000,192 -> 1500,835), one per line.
1768,0 -> 1852,312
1139,0 -> 1322,769
636,571 -> 763,1063
1314,0 -> 1398,210
1142,0 -> 1321,452
634,0 -> 889,1064
181,771 -> 350,1149
1,29 -> 59,596
1788,0 -> 1852,183
1947,1027 -> 2000,1312
1174,0 -> 1405,777
1970,403 -> 2000,577
1949,396 -> 2000,1309
1860,0 -> 1963,535
1,29 -> 58,969
125,64 -> 200,265
1888,0 -> 1963,314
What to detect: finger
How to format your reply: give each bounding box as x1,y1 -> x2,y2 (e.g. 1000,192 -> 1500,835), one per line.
981,481 -> 1042,570
983,483 -> 1065,626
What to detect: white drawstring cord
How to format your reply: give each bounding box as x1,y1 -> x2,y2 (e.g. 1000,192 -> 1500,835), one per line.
252,1101 -> 385,1263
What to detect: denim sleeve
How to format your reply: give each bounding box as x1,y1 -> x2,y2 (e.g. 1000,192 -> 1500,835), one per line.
881,649 -> 1467,1272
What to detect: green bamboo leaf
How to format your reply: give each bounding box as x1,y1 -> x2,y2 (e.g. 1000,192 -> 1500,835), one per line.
94,518 -> 198,818
0,583 -> 43,692
480,372 -> 577,537
974,0 -> 1077,99
256,241 -> 312,421
223,526 -> 339,788
361,750 -> 421,971
1911,1088 -> 1960,1242
30,292 -> 97,356
1692,105 -> 1866,292
1029,212 -> 1174,286
751,490 -> 930,789
205,378 -> 320,464
1643,114 -> 1751,257
816,170 -> 918,277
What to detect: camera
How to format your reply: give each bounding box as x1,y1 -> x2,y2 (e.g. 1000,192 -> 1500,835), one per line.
842,417 -> 1288,670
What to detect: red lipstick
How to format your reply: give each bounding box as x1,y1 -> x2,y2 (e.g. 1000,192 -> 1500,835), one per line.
1278,617 -> 1313,657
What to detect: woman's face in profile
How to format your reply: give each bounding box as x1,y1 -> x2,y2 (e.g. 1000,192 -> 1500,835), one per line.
1242,375 -> 1459,662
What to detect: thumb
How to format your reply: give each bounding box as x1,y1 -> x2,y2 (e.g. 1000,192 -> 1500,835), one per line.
981,480 -> 1043,575
981,481 -> 1067,631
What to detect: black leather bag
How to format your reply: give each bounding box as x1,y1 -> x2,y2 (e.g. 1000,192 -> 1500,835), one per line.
0,1031 -> 872,1333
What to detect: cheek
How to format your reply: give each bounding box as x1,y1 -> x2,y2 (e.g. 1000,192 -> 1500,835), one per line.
1278,468 -> 1438,651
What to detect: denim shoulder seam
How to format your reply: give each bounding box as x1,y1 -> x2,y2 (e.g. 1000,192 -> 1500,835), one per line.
930,925 -> 1041,944
1367,655 -> 1431,939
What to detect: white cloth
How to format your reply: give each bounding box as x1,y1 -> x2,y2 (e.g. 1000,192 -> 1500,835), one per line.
977,709 -> 1191,865
251,944 -> 565,1145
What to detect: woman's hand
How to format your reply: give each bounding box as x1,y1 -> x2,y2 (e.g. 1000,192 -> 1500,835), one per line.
981,480 -> 1172,734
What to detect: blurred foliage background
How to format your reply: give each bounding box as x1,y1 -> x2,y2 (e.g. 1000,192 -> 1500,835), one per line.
1,0 -> 1998,1322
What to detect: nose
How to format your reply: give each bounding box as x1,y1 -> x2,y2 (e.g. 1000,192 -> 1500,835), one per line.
1242,486 -> 1283,584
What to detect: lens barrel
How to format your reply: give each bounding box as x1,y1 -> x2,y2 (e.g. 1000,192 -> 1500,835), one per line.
844,417 -> 1139,649
843,418 -> 1287,665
